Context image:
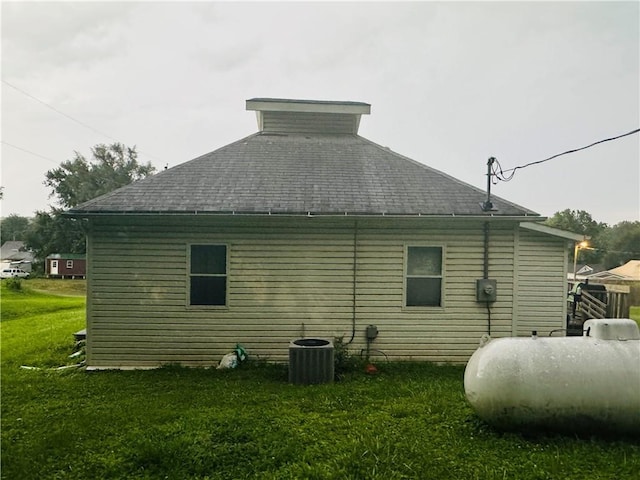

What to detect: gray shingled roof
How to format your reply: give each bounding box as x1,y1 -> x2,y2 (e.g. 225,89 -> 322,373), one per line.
68,132 -> 538,217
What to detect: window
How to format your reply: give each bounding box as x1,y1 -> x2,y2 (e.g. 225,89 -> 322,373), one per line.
189,245 -> 227,306
66,260 -> 74,269
405,246 -> 443,307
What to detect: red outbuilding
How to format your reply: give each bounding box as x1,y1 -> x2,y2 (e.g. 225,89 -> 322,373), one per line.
45,254 -> 86,279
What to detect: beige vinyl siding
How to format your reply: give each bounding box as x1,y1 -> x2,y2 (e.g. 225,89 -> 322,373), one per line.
262,111 -> 358,134
353,222 -> 515,363
87,218 -> 356,368
85,217 -> 562,368
515,227 -> 568,336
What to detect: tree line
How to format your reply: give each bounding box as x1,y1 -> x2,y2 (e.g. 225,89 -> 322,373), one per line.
544,210 -> 640,268
1,142 -> 639,274
1,143 -> 154,273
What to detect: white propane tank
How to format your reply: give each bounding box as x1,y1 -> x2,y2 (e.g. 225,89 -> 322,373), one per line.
464,319 -> 640,435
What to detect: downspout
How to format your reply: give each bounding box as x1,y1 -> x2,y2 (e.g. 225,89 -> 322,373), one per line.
484,221 -> 492,336
346,219 -> 358,345
483,222 -> 490,280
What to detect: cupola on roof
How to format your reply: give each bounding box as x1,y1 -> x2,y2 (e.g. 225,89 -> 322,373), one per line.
246,97 -> 371,135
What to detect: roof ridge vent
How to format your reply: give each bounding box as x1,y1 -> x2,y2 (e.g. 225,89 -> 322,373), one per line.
246,98 -> 370,135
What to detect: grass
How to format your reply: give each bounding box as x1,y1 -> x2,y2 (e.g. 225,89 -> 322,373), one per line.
1,279 -> 86,369
24,277 -> 87,296
630,306 -> 640,327
2,281 -> 639,479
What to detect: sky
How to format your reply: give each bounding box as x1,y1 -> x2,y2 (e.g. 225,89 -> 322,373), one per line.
1,1 -> 639,225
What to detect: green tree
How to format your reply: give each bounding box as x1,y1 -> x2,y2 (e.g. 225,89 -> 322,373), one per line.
26,143 -> 155,271
1,214 -> 31,244
602,221 -> 640,268
544,209 -> 609,264
44,143 -> 154,209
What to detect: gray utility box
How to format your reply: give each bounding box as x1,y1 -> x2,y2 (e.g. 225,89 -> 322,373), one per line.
288,338 -> 335,385
476,279 -> 497,302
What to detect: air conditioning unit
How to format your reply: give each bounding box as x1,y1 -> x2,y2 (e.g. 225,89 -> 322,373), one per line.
288,338 -> 334,385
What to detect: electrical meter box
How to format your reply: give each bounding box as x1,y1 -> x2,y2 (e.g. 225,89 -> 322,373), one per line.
366,324 -> 379,340
476,279 -> 497,303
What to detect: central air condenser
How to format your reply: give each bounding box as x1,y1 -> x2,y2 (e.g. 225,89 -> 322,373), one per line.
288,338 -> 334,385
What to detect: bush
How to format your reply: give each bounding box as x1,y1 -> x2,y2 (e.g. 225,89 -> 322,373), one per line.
4,277 -> 22,291
333,335 -> 362,379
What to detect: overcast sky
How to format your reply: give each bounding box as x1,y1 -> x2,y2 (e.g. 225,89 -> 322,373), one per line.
2,1 -> 638,225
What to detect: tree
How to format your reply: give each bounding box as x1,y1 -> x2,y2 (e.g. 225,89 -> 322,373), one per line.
26,143 -> 155,271
44,143 -> 154,209
1,214 -> 31,244
602,221 -> 640,268
545,209 -> 607,237
544,209 -> 608,264
25,212 -> 87,273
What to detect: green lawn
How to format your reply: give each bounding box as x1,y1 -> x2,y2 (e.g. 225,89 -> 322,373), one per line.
2,282 -> 639,479
26,277 -> 87,296
630,306 -> 640,327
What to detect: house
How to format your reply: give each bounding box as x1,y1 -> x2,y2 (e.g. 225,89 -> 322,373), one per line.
569,263 -> 607,282
67,98 -> 582,369
589,260 -> 640,282
0,241 -> 34,273
45,254 -> 87,279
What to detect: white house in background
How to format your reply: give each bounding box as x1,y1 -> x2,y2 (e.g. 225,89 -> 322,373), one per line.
0,241 -> 34,273
569,264 -> 607,282
588,260 -> 640,282
67,98 -> 581,369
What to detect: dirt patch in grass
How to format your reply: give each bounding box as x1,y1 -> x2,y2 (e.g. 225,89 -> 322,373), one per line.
24,278 -> 86,296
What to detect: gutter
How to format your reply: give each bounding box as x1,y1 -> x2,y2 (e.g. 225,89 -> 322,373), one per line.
64,210 -> 545,221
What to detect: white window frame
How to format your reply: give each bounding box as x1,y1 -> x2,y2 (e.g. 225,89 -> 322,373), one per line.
403,245 -> 445,309
66,260 -> 74,269
187,243 -> 229,309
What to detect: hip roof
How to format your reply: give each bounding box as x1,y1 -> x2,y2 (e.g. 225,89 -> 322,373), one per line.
69,132 -> 538,217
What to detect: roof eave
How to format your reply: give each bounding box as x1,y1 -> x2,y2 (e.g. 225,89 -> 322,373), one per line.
520,221 -> 585,241
65,209 -> 541,220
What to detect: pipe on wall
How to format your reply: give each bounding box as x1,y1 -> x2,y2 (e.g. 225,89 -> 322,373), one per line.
346,219 -> 358,345
484,221 -> 491,335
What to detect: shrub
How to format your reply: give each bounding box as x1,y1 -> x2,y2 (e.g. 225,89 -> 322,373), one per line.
4,277 -> 22,291
333,335 -> 362,379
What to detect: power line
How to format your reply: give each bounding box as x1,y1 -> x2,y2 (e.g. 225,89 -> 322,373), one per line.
1,141 -> 60,164
3,79 -> 120,142
2,79 -> 165,164
491,128 -> 640,183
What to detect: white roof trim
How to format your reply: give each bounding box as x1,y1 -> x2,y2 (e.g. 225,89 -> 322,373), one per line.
520,222 -> 585,241
588,271 -> 632,281
246,98 -> 371,115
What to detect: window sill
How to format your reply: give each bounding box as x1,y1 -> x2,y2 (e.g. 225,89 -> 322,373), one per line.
186,305 -> 229,311
401,305 -> 445,313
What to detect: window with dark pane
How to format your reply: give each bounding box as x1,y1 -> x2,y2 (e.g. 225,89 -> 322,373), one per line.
406,246 -> 443,307
190,245 -> 227,306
